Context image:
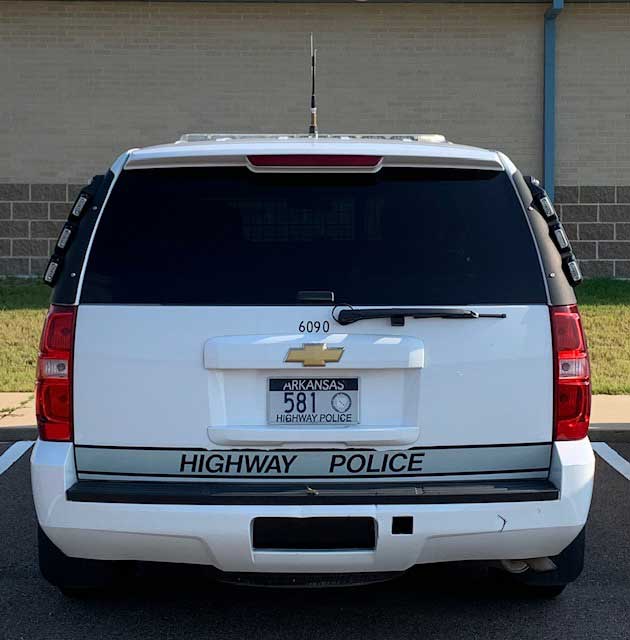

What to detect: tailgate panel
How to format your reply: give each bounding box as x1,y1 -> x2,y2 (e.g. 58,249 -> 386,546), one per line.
73,304 -> 552,452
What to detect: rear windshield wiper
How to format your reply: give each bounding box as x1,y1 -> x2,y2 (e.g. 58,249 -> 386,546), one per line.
336,307 -> 506,327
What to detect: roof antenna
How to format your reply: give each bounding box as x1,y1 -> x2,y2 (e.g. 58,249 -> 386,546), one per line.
309,33 -> 318,138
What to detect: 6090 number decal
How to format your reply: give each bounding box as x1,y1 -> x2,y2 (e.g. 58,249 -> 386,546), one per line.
298,320 -> 330,333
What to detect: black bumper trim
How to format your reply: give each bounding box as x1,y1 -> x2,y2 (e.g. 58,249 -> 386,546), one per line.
66,479 -> 558,505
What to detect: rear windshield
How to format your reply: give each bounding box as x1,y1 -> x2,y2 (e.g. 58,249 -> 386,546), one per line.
81,167 -> 547,305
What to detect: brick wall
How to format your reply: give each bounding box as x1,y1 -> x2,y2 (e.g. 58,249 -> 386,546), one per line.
0,183 -> 83,277
557,186 -> 630,279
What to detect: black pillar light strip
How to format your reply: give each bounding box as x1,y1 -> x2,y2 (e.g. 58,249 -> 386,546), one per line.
43,176 -> 105,286
44,174 -> 107,293
524,175 -> 581,287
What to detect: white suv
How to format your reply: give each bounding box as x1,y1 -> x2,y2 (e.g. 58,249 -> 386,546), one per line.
32,134 -> 594,597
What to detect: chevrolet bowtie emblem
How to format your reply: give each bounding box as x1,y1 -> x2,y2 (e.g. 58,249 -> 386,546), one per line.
285,343 -> 344,367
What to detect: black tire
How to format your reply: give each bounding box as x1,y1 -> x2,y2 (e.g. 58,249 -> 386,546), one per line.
38,524 -> 128,594
504,527 -> 586,596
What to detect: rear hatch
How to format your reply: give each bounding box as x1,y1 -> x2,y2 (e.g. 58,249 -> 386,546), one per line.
72,160 -> 553,483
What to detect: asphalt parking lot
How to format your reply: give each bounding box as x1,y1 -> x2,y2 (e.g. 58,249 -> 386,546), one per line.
1,442 -> 629,640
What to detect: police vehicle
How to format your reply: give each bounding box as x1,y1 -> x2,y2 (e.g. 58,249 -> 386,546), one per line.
32,132 -> 594,597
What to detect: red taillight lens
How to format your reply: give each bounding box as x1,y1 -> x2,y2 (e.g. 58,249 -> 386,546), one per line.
36,305 -> 76,441
41,310 -> 75,351
551,305 -> 591,440
247,155 -> 382,168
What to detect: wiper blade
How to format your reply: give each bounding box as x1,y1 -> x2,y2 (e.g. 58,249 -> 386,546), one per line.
336,307 -> 506,326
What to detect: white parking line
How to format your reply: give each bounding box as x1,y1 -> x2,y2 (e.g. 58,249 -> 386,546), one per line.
0,441 -> 34,476
592,443 -> 630,481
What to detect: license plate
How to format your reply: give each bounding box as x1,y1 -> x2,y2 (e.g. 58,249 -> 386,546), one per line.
268,377 -> 359,425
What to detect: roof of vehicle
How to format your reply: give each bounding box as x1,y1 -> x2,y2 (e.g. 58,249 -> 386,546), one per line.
124,133 -> 505,172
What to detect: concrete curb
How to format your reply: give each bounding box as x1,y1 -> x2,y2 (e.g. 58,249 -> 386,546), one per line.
2,425 -> 630,444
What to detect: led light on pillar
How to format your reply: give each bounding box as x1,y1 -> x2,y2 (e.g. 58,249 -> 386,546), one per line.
564,254 -> 583,285
56,223 -> 74,251
551,224 -> 570,252
538,196 -> 557,220
567,260 -> 582,283
43,256 -> 61,285
70,193 -> 89,219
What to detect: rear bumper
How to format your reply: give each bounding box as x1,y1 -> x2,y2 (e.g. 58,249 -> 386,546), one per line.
66,478 -> 560,505
31,439 -> 594,573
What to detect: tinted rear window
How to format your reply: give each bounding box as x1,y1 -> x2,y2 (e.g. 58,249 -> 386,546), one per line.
81,167 -> 546,305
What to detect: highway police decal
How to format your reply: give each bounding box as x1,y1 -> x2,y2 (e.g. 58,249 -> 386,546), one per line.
178,450 -> 424,477
74,444 -> 554,480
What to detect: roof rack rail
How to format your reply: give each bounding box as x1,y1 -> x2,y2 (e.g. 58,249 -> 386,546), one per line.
176,133 -> 448,144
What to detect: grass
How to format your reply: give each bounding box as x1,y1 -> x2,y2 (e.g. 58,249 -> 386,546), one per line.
577,279 -> 630,394
0,277 -> 629,394
0,279 -> 50,394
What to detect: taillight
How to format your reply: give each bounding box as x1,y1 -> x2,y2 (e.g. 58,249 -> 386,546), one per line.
550,305 -> 591,440
247,155 -> 382,168
36,305 -> 76,441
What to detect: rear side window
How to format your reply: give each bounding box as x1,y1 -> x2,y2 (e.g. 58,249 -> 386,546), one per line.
81,167 -> 547,305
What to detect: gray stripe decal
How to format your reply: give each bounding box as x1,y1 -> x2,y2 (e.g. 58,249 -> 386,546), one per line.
75,444 -> 551,480
77,471 -> 549,484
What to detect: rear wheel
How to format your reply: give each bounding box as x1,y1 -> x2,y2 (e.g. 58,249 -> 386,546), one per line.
502,528 -> 586,597
38,525 -> 127,594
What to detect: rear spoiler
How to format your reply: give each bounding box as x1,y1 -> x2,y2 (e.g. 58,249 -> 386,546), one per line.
124,149 -> 504,173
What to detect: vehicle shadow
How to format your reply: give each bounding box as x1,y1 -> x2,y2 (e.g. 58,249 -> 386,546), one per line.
61,561 -> 561,637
